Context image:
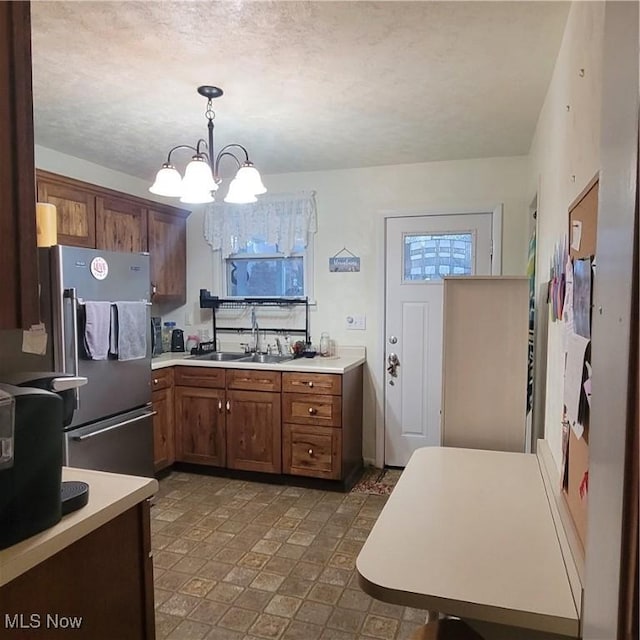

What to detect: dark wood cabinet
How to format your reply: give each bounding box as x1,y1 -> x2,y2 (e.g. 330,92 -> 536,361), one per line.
35,170 -> 190,303
0,1 -> 39,329
0,501 -> 155,640
152,368 -> 174,472
163,363 -> 363,484
148,208 -> 188,304
226,389 -> 282,474
283,423 -> 342,480
96,196 -> 147,253
174,386 -> 226,467
36,176 -> 96,247
282,369 -> 362,483
173,367 -> 282,474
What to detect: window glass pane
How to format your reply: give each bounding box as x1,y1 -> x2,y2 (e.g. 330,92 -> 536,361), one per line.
227,257 -> 304,296
235,237 -> 305,255
403,233 -> 473,282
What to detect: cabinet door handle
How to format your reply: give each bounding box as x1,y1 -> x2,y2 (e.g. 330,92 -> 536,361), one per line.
226,400 -> 231,412
308,448 -> 313,456
308,407 -> 317,415
218,400 -> 222,412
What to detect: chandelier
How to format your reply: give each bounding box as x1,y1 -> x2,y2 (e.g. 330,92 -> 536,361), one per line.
149,85 -> 266,205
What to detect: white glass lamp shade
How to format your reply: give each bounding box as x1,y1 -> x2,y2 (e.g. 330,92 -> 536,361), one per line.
179,188 -> 215,204
149,164 -> 182,197
181,157 -> 218,194
236,163 -> 267,195
224,177 -> 257,204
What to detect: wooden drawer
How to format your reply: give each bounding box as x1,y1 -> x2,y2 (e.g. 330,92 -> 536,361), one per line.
282,372 -> 341,395
174,366 -> 225,389
282,392 -> 342,427
151,367 -> 173,391
226,369 -> 282,393
283,424 -> 342,480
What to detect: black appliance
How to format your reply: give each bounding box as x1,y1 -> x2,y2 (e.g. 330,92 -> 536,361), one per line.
0,373 -> 86,549
171,328 -> 185,352
151,316 -> 163,356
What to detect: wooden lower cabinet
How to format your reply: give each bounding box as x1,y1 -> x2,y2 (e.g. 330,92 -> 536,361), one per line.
152,368 -> 174,472
226,390 -> 282,474
175,386 -> 226,467
164,364 -> 363,483
281,368 -> 363,483
0,501 -> 155,640
283,424 -> 342,480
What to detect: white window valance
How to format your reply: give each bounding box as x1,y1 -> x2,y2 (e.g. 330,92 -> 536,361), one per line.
203,191 -> 317,257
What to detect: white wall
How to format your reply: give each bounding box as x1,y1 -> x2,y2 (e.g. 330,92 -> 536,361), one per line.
173,156 -> 530,462
527,1 -> 604,472
35,145 -> 166,204
35,141 -> 531,464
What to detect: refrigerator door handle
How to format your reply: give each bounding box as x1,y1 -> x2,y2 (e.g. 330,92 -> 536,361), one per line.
64,287 -> 81,409
71,411 -> 157,441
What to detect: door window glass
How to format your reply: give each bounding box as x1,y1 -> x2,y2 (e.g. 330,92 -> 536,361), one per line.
403,233 -> 474,281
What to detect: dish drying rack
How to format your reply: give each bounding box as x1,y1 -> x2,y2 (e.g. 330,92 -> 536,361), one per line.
198,289 -> 310,352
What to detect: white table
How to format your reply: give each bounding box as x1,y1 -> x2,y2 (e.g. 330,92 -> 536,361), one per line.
356,447 -> 579,637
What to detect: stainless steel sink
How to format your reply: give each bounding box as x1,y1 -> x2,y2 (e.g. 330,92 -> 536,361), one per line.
238,353 -> 294,364
192,352 -> 247,362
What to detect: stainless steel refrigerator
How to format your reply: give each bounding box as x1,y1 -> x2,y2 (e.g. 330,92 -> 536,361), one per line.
39,245 -> 154,477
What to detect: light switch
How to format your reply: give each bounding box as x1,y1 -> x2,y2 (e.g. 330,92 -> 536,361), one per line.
346,314 -> 366,330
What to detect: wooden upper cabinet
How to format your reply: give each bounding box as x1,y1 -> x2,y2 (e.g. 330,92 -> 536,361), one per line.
36,176 -> 96,247
96,196 -> 147,253
35,170 -> 191,303
148,208 -> 188,304
0,1 -> 39,329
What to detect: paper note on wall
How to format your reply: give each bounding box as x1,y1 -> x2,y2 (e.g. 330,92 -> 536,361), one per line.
564,332 -> 590,438
22,323 -> 47,355
562,257 -> 574,351
571,220 -> 582,251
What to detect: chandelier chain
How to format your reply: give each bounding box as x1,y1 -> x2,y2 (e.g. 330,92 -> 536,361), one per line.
205,99 -> 216,122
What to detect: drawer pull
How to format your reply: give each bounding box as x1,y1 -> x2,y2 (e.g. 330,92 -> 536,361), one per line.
153,378 -> 159,385
307,381 -> 314,388
308,448 -> 313,456
308,407 -> 317,415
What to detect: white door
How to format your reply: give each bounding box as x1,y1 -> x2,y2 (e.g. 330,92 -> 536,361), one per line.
384,213 -> 494,466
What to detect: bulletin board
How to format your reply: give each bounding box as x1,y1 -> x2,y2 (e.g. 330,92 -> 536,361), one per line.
563,175 -> 599,553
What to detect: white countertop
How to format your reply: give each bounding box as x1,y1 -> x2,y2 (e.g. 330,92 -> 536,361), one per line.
152,346 -> 366,374
356,447 -> 579,637
0,467 -> 158,587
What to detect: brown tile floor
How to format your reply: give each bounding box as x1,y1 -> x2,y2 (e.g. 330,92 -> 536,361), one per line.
151,471 -> 426,640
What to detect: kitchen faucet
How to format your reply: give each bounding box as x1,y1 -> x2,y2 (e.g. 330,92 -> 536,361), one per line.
250,306 -> 261,353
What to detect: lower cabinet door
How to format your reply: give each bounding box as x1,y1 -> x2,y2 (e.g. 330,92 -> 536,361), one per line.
174,387 -> 226,466
226,390 -> 281,473
283,424 -> 342,480
152,388 -> 174,472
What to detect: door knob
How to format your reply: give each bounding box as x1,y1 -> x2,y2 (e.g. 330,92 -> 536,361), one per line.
387,353 -> 400,377
388,336 -> 398,344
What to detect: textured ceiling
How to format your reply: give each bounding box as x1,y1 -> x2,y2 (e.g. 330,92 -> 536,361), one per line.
31,1 -> 569,182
